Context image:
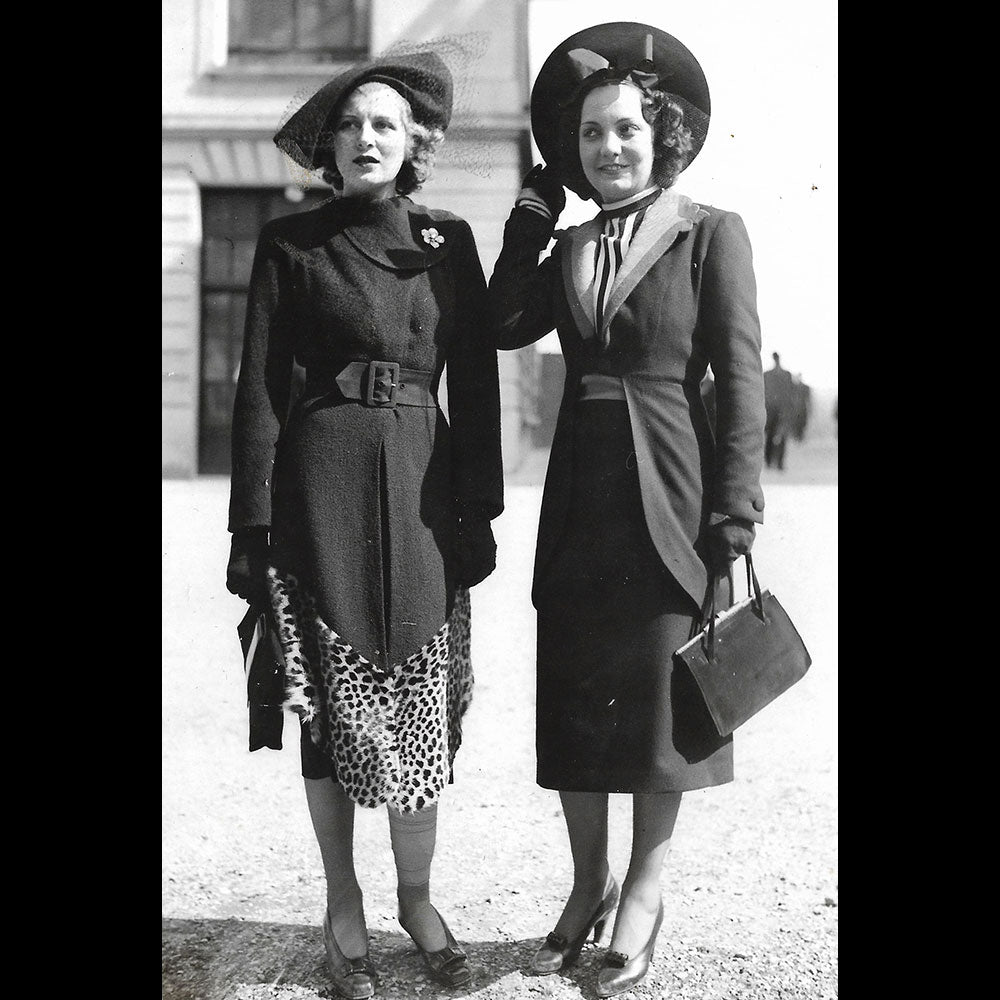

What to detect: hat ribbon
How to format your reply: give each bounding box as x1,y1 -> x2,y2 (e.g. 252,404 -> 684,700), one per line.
563,33 -> 659,103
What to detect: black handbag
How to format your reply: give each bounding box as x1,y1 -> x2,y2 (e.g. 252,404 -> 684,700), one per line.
237,603 -> 286,751
231,364 -> 305,753
674,553 -> 811,737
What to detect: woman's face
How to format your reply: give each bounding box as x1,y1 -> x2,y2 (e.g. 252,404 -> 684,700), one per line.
333,83 -> 410,200
578,83 -> 655,203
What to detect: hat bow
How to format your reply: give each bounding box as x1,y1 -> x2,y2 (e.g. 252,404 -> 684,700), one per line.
563,33 -> 659,103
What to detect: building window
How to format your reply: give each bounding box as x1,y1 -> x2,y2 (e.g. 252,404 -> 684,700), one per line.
228,0 -> 369,64
198,187 -> 332,474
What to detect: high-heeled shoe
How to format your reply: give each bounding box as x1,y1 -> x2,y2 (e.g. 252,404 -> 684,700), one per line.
398,905 -> 472,988
531,878 -> 621,974
595,898 -> 664,998
323,908 -> 378,999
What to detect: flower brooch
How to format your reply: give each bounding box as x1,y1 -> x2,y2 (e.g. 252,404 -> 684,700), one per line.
420,227 -> 445,248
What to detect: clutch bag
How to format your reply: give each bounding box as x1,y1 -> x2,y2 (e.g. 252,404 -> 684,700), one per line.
237,603 -> 285,751
674,553 -> 811,737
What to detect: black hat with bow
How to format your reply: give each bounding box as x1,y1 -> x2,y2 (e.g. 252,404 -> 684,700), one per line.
530,22 -> 711,198
274,50 -> 454,173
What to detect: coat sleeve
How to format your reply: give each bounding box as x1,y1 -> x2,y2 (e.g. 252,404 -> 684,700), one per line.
445,220 -> 504,522
699,212 -> 767,525
227,225 -> 295,532
487,206 -> 561,350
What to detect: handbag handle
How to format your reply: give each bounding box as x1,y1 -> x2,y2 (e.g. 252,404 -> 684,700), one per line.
699,553 -> 765,660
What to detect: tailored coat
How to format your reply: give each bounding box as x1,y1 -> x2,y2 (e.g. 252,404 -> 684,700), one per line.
229,193 -> 503,676
489,189 -> 765,613
228,193 -> 503,811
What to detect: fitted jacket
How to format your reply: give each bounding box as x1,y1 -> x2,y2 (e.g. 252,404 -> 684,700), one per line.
229,195 -> 503,530
489,190 -> 765,611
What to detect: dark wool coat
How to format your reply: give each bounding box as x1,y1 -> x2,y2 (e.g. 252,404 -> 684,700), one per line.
229,194 -> 503,673
489,191 -> 765,612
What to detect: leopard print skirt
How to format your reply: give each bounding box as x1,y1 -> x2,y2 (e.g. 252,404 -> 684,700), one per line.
267,566 -> 473,813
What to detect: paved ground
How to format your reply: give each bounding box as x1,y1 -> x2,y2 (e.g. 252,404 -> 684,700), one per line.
163,436 -> 837,1000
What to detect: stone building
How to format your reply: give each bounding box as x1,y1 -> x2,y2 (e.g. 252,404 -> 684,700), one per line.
162,0 -> 538,477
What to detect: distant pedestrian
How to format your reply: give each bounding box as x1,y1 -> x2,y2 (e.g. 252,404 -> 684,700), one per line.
791,373 -> 811,442
489,21 -> 765,998
226,50 -> 502,998
763,351 -> 795,469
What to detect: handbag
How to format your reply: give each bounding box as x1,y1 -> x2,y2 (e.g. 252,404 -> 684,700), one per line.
231,376 -> 304,753
237,603 -> 286,752
674,553 -> 811,737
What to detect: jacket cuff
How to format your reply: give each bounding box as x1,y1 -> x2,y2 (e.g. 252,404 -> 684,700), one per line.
455,501 -> 501,524
232,524 -> 270,538
709,512 -> 756,528
712,493 -> 765,525
507,204 -> 556,242
515,195 -> 554,220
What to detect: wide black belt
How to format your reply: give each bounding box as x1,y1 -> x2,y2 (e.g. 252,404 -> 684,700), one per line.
304,360 -> 436,408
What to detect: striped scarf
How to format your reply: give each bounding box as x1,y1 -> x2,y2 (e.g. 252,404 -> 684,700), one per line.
592,187 -> 662,347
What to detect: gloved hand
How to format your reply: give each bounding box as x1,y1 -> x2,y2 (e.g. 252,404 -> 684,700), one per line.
517,163 -> 566,219
453,515 -> 497,588
706,517 -> 756,573
226,527 -> 271,606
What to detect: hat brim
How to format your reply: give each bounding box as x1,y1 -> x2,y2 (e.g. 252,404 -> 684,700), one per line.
530,22 -> 710,199
274,51 -> 454,172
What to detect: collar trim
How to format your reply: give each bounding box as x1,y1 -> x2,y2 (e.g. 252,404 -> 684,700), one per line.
600,186 -> 662,212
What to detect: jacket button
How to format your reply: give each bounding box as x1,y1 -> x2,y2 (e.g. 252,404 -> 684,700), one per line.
752,498 -> 764,512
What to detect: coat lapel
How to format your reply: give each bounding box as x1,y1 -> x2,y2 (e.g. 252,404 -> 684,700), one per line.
560,217 -> 602,342
600,192 -> 709,340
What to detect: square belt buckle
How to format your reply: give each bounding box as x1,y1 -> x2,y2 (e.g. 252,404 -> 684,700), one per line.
365,361 -> 400,407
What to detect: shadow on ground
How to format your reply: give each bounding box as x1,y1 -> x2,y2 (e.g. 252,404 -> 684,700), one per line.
162,916 -> 592,1000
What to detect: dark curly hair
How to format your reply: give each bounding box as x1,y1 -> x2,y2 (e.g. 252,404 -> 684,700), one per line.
555,78 -> 694,199
317,82 -> 445,196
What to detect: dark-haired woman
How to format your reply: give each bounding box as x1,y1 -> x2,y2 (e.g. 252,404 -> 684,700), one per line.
489,23 -> 765,998
226,51 -> 502,998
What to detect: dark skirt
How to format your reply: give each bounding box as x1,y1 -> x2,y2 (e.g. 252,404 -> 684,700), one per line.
534,400 -> 733,793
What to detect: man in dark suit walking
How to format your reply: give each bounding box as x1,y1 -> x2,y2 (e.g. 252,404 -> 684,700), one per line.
791,373 -> 811,442
763,352 -> 794,470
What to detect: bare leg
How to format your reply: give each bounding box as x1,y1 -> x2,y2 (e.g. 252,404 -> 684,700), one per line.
304,777 -> 368,958
608,791 -> 682,958
549,791 -> 616,938
388,803 -> 448,952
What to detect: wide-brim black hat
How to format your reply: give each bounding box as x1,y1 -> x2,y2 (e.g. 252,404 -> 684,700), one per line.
274,50 -> 454,172
530,22 -> 711,199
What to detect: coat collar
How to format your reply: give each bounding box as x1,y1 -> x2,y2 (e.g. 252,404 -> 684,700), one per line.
334,196 -> 455,271
559,189 -> 709,341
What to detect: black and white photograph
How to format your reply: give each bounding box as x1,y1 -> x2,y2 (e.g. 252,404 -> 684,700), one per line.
162,2 -> 837,997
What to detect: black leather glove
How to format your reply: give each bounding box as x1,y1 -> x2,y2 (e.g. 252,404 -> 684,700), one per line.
517,163 -> 567,219
453,515 -> 497,588
226,527 -> 271,606
706,517 -> 755,573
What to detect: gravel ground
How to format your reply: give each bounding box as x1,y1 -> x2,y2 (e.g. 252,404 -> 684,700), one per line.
163,438 -> 838,1000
